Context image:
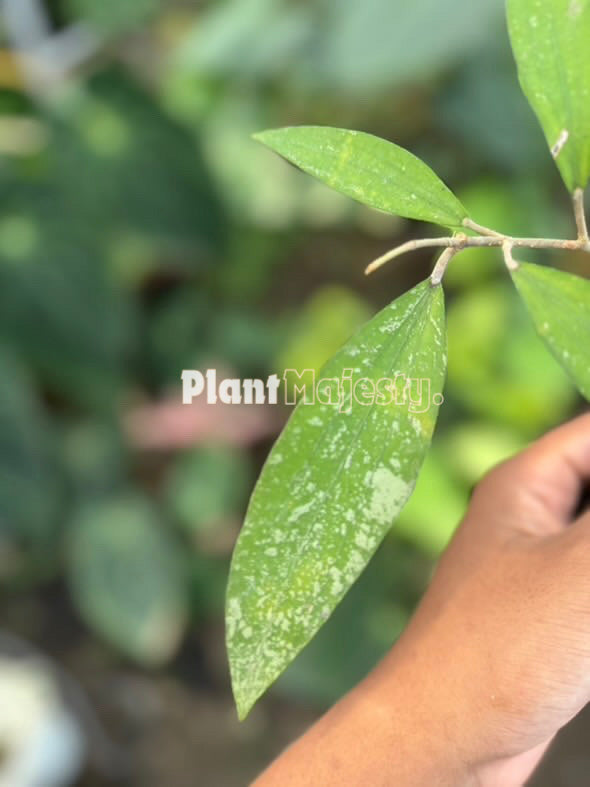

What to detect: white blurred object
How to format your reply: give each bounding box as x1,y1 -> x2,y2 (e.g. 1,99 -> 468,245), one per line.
0,657 -> 85,787
0,0 -> 99,93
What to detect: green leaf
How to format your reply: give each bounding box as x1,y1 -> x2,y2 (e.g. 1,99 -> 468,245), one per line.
253,127 -> 468,228
67,496 -> 189,666
507,0 -> 590,191
511,263 -> 590,401
227,279 -> 447,718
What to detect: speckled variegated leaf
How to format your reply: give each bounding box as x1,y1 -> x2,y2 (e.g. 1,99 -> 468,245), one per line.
511,262 -> 590,400
227,279 -> 447,719
253,127 -> 468,229
507,0 -> 590,191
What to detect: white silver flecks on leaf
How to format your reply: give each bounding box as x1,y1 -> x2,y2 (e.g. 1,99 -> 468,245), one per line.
507,0 -> 590,191
511,262 -> 590,401
226,279 -> 447,719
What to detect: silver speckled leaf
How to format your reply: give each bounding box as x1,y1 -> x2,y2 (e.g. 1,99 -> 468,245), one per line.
511,262 -> 590,401
227,279 -> 447,718
507,0 -> 590,191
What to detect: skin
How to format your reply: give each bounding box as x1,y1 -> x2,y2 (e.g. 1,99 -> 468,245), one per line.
255,413 -> 590,786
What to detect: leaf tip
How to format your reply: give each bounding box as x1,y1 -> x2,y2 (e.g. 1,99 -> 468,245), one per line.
232,673 -> 261,721
251,130 -> 267,144
228,632 -> 265,721
236,698 -> 253,722
251,129 -> 278,148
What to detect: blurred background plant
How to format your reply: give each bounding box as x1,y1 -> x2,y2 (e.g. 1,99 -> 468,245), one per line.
0,0 -> 587,785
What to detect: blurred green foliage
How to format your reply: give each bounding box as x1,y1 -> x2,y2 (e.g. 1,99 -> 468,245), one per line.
0,0 -> 585,714
165,445 -> 252,543
67,495 -> 188,665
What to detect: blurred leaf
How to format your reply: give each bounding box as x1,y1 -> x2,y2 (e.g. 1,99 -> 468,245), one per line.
396,448 -> 467,556
311,0 -> 504,94
511,263 -> 590,401
254,127 -> 468,228
227,279 -> 446,719
0,231 -> 136,408
56,74 -> 225,250
437,42 -> 550,174
276,286 -> 372,399
447,282 -> 576,431
0,347 -> 61,583
174,0 -> 311,80
507,0 -> 590,191
172,0 -> 504,97
67,497 -> 188,666
198,95 -> 352,228
441,422 -> 525,486
61,420 -> 127,497
0,71 -> 228,404
165,446 -> 252,543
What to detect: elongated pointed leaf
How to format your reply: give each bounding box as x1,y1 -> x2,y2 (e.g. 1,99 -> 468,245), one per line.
253,126 -> 467,228
507,0 -> 590,191
511,263 -> 590,400
227,279 -> 447,719
67,496 -> 189,666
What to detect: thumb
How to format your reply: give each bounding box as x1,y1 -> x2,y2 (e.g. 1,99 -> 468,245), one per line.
469,413 -> 590,539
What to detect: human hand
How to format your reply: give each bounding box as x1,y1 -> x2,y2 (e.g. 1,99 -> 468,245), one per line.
373,412 -> 590,785
256,414 -> 590,786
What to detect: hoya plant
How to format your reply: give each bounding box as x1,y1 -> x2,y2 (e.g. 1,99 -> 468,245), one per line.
226,0 -> 590,719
